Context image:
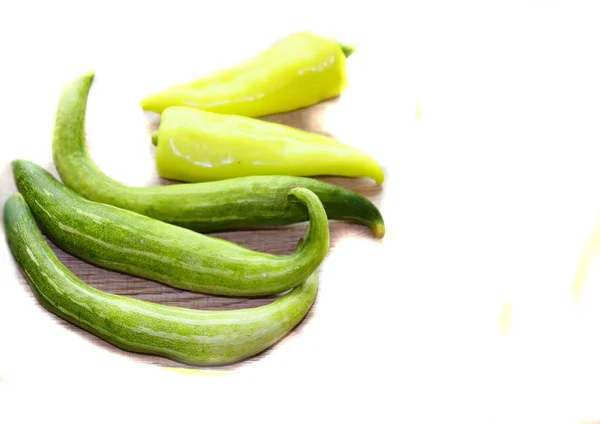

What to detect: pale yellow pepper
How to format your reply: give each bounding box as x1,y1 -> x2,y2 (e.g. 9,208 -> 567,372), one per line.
153,106 -> 384,184
141,32 -> 354,117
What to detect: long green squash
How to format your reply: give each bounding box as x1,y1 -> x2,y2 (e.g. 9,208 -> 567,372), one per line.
4,193 -> 317,365
52,71 -> 385,238
13,160 -> 328,297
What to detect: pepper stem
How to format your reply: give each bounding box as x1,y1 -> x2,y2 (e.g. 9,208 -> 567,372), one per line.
339,43 -> 356,58
151,131 -> 159,146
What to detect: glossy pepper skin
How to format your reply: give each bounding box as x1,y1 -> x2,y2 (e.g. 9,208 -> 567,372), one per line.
140,32 -> 354,117
153,106 -> 384,184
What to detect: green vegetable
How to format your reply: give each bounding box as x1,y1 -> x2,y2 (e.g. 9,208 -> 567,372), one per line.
4,193 -> 317,365
53,71 -> 385,238
153,106 -> 384,184
13,160 -> 329,297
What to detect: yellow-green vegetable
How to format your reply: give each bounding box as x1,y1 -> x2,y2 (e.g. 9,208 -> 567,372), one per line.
140,32 -> 353,117
13,160 -> 329,297
153,106 -> 384,184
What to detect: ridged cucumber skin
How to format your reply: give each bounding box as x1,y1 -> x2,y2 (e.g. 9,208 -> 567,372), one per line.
13,160 -> 329,297
4,193 -> 317,366
52,71 -> 385,238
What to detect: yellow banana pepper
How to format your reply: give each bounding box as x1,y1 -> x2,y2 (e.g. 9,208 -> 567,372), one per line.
153,106 -> 384,184
141,32 -> 354,117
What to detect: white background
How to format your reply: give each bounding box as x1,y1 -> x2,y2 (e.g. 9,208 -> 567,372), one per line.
3,1 -> 600,422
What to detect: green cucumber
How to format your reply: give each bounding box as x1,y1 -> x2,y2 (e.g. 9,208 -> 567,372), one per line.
4,193 -> 317,365
13,160 -> 329,297
52,71 -> 385,238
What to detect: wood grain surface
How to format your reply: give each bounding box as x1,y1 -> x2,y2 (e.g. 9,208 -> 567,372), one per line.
10,97 -> 385,370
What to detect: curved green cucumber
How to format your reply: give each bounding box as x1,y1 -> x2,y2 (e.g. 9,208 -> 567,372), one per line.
13,160 -> 329,297
52,71 -> 385,238
4,193 -> 317,365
